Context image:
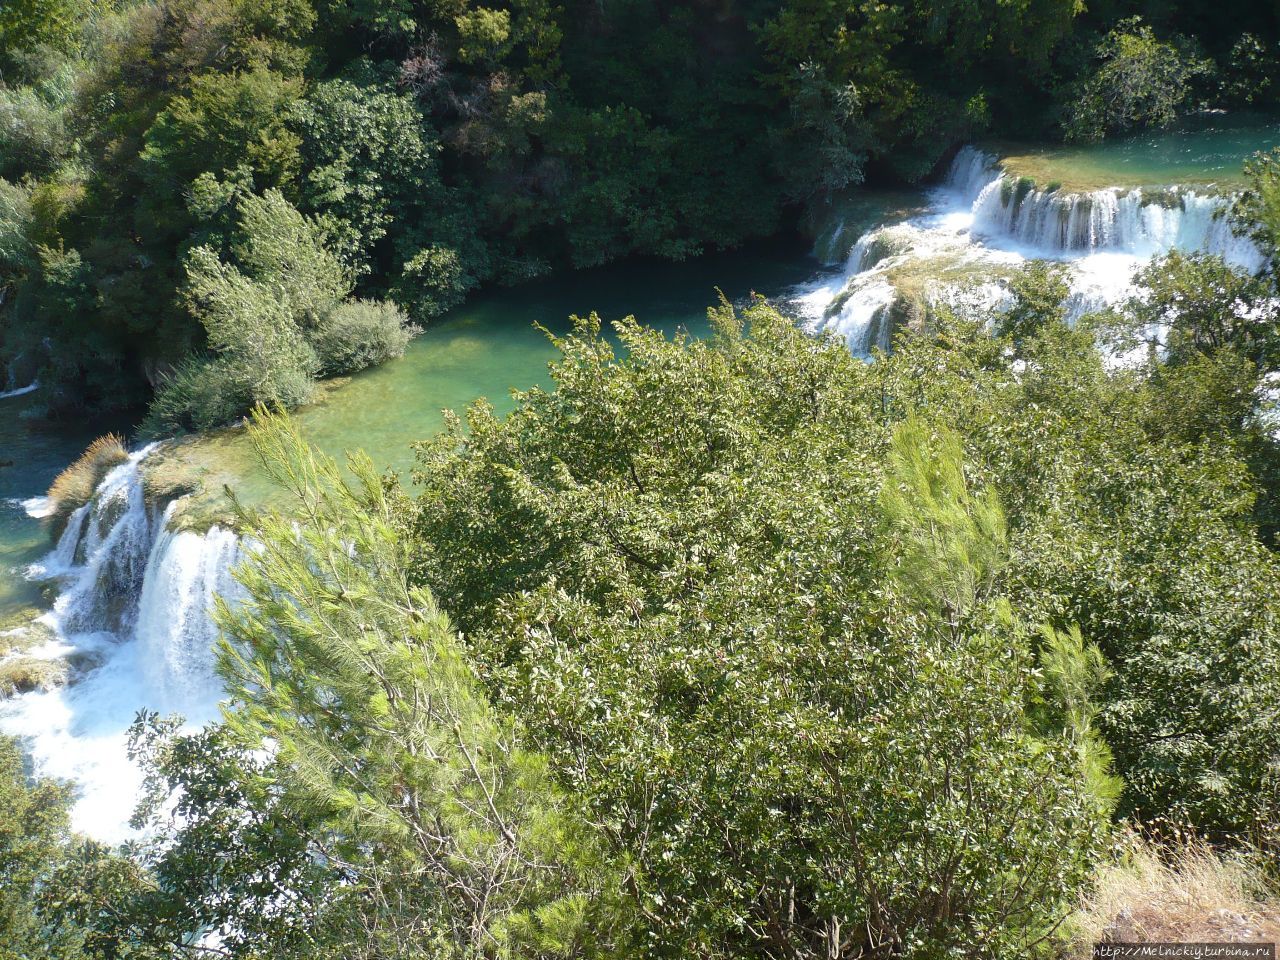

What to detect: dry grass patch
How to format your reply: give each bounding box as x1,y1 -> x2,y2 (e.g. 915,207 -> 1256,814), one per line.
46,434 -> 128,541
1067,833 -> 1280,955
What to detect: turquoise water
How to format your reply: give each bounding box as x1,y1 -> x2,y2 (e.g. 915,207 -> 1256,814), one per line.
158,244 -> 823,512
991,113 -> 1280,190
1,244 -> 822,619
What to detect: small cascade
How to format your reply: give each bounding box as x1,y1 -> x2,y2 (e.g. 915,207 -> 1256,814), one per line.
945,146 -> 1000,204
949,148 -> 1264,270
821,278 -> 899,354
798,144 -> 1270,352
46,449 -> 158,636
0,447 -> 243,843
134,507 -> 243,717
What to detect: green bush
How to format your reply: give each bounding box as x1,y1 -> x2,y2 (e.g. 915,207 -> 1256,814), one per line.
311,299 -> 417,376
392,244 -> 473,323
407,304 -> 1111,956
1065,18 -> 1212,142
145,352 -> 314,434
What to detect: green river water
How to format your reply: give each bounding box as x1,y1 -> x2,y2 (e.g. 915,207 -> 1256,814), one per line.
992,112 -> 1280,190
0,243 -> 820,623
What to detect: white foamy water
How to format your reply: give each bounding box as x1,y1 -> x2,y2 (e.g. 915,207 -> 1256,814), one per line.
0,456 -> 241,845
0,381 -> 38,400
796,146 -> 1266,352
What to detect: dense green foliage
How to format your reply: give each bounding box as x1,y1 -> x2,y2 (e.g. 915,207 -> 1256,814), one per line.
55,276 -> 1269,956
0,735 -> 147,959
5,256 -> 1280,953
4,1 -> 1280,956
1064,18 -> 1212,142
0,0 -> 1277,417
399,309 -> 1116,955
143,187 -> 416,432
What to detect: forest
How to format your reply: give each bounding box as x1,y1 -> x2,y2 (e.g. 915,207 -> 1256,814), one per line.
1,0 -> 1279,419
4,0 -> 1280,957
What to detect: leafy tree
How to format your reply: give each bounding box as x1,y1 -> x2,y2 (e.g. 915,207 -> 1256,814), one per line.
0,734 -> 148,959
140,66 -> 304,201
291,77 -> 444,276
877,313 -> 1280,838
226,187 -> 350,329
999,260 -> 1070,351
1234,147 -> 1280,270
0,0 -> 91,66
1100,252 -> 1279,370
1065,18 -> 1212,142
138,409 -> 634,957
407,302 -> 1109,957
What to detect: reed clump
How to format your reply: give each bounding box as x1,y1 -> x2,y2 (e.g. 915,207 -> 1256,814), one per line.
46,434 -> 128,541
1067,832 -> 1280,954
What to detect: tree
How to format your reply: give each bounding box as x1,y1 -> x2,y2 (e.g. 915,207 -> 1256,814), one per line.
0,0 -> 90,66
407,301 -> 1110,956
202,407 -> 636,957
140,67 -> 303,194
1100,252 -> 1279,370
0,735 -> 148,960
150,189 -> 359,431
876,313 -> 1280,839
1065,18 -> 1212,142
291,78 -> 443,276
1233,147 -> 1280,270
999,260 -> 1070,351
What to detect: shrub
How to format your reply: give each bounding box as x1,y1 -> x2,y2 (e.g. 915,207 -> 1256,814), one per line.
408,305 -> 1111,956
46,433 -> 127,540
392,244 -> 472,322
145,352 -> 314,435
1065,19 -> 1211,143
311,299 -> 417,376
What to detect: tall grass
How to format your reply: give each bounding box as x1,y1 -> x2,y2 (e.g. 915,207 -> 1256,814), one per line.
1067,832 -> 1280,953
46,434 -> 128,540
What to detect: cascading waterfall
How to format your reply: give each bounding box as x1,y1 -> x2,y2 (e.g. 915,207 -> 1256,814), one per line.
0,451 -> 242,844
134,506 -> 243,717
969,177 -> 1263,270
797,145 -> 1267,352
42,448 -> 157,635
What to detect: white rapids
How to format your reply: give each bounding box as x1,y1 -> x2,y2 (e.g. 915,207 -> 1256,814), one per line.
0,451 -> 242,845
793,146 -> 1265,353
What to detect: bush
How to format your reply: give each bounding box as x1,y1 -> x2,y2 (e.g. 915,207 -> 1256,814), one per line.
1065,19 -> 1211,143
311,299 -> 417,376
46,433 -> 128,540
392,244 -> 472,323
145,352 -> 314,435
408,305 -> 1111,956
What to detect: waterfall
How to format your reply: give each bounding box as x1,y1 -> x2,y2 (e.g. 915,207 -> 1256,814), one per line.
134,507 -> 243,717
45,449 -> 157,635
796,145 -> 1268,352
0,449 -> 242,844
946,146 -> 1000,205
948,149 -> 1264,270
